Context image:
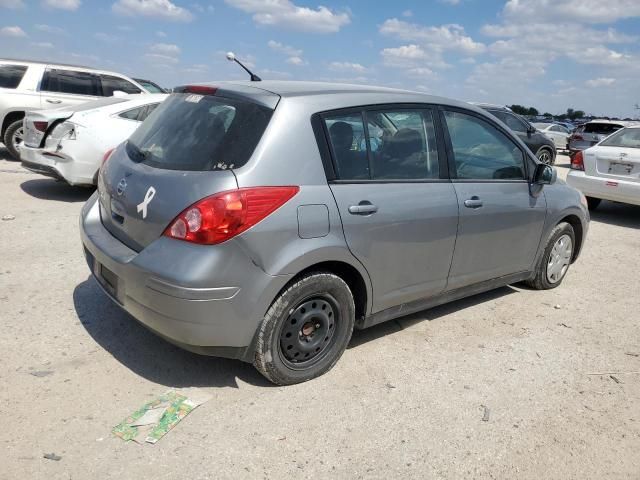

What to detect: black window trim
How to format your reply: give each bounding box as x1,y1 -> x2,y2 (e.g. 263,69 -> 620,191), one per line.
312,102 -> 451,184
438,105 -> 533,184
40,68 -> 101,98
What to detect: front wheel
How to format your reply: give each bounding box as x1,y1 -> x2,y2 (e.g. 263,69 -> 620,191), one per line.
526,222 -> 575,290
3,119 -> 24,160
254,272 -> 355,385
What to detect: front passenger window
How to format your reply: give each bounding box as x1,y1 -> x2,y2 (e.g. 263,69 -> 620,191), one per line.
444,111 -> 525,180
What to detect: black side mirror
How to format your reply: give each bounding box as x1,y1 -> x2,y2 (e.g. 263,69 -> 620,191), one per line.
533,163 -> 556,185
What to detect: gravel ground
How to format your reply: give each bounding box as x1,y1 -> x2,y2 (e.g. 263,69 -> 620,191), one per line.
1,148 -> 639,480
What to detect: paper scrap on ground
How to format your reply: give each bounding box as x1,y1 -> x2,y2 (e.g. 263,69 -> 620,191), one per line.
113,389 -> 212,444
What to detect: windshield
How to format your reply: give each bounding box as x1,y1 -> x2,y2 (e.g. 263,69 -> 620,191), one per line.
135,79 -> 166,93
600,128 -> 640,148
127,93 -> 273,171
584,123 -> 623,134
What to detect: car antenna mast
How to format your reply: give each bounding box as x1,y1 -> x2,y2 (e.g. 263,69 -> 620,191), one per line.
226,52 -> 261,82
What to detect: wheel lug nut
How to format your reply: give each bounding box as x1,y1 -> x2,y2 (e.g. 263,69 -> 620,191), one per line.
315,323 -> 320,329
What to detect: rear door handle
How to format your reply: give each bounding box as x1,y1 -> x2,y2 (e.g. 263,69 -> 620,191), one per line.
464,196 -> 483,209
348,201 -> 378,215
46,99 -> 62,104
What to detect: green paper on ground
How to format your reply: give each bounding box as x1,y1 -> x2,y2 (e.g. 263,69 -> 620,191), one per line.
113,389 -> 211,444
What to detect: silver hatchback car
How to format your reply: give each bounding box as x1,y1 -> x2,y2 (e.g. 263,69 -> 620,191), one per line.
80,81 -> 589,385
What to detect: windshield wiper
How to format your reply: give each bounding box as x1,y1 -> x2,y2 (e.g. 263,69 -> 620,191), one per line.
126,141 -> 151,163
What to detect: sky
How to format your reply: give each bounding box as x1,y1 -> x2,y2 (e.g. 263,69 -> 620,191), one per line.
1,0 -> 640,118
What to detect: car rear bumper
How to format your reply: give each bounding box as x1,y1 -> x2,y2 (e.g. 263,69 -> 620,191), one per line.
20,144 -> 95,186
79,193 -> 292,360
567,170 -> 640,206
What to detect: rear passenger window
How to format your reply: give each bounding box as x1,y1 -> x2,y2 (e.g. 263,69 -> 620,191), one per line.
42,69 -> 99,96
119,106 -> 145,121
100,75 -> 142,96
444,111 -> 525,180
0,64 -> 28,89
366,110 -> 439,180
324,109 -> 439,181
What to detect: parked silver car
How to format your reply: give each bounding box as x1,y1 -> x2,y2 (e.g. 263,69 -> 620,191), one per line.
568,120 -> 633,154
80,81 -> 589,385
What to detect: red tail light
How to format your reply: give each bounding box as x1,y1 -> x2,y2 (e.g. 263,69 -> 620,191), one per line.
33,121 -> 48,132
102,148 -> 115,166
164,186 -> 299,245
181,85 -> 218,95
570,151 -> 584,170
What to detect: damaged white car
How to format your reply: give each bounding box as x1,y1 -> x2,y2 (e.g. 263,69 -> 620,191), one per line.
20,93 -> 167,186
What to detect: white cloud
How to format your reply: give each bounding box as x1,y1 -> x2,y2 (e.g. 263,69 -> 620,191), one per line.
586,77 -> 616,87
184,63 -> 209,73
31,41 -> 54,48
112,0 -> 194,22
440,0 -> 461,4
35,24 -> 67,34
267,40 -> 302,57
380,44 -> 450,70
0,26 -> 27,37
329,61 -> 367,73
225,0 -> 350,33
286,56 -> 307,66
503,0 -> 640,24
156,30 -> 166,37
0,0 -> 25,8
42,0 -> 81,10
380,19 -> 486,55
149,42 -> 181,56
144,53 -> 179,64
402,9 -> 412,17
94,32 -> 120,42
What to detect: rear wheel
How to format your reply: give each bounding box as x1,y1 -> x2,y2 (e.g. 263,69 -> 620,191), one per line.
536,147 -> 555,165
586,197 -> 601,210
254,272 -> 355,385
3,119 -> 24,160
526,222 -> 575,290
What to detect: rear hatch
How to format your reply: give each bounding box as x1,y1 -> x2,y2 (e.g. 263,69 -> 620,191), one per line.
586,128 -> 640,183
571,122 -> 624,150
24,97 -> 130,148
98,87 -> 278,251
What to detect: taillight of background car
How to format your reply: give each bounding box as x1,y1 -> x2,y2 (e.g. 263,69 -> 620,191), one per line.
164,186 -> 299,245
570,151 -> 584,170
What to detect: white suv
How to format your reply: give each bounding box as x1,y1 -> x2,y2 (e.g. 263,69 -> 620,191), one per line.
0,59 -> 157,159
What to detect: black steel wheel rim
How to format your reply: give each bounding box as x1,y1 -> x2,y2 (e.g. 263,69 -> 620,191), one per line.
279,295 -> 338,368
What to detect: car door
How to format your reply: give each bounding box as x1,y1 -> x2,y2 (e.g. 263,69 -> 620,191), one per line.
441,108 -> 546,290
323,106 -> 459,313
548,125 -> 569,149
39,68 -> 101,108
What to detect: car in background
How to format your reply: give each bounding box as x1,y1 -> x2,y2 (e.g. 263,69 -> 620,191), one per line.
20,94 -> 167,186
567,125 -> 640,209
533,123 -> 570,151
0,58 -> 159,159
568,120 -> 634,155
133,78 -> 167,93
81,81 -> 588,385
473,103 -> 557,164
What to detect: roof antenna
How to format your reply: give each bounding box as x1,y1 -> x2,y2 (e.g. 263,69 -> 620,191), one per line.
226,52 -> 261,82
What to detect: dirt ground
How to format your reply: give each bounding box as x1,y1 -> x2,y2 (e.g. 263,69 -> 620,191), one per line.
1,148 -> 639,480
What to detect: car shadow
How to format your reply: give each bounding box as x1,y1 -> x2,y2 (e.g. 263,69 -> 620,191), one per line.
20,178 -> 94,202
73,277 -> 273,389
0,145 -> 18,161
590,201 -> 640,230
349,286 -> 517,348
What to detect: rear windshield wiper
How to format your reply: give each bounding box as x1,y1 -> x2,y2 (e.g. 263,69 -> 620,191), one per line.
126,141 -> 151,163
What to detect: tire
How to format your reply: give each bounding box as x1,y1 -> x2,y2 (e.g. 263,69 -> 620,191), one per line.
536,147 -> 555,165
526,222 -> 576,290
254,272 -> 355,385
586,197 -> 601,210
3,119 -> 24,160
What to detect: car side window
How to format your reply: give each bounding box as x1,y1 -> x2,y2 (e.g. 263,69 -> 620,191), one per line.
444,110 -> 525,180
493,111 -> 527,133
139,103 -> 160,121
41,69 -> 100,96
324,113 -> 369,180
119,106 -> 145,121
100,75 -> 142,96
366,109 -> 439,180
0,64 -> 28,89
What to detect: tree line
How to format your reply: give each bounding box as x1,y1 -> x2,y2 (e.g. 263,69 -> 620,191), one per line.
509,105 -> 586,120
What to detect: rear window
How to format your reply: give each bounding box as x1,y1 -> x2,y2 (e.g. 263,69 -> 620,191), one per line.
126,93 -> 273,171
600,128 -> 640,148
0,64 -> 28,89
584,123 -> 623,134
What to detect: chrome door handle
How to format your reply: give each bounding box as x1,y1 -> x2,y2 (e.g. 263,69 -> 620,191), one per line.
348,201 -> 378,215
46,99 -> 62,104
464,196 -> 483,209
